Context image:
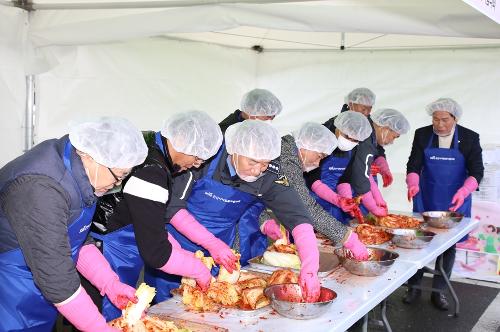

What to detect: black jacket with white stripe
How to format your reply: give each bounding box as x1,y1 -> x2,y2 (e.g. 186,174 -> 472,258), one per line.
93,133 -> 195,268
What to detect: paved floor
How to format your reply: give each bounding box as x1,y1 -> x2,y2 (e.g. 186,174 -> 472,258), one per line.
348,275 -> 500,332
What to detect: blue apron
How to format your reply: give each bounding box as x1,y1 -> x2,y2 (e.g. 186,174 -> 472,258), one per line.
91,225 -> 143,321
146,145 -> 262,302
413,128 -> 472,218
0,141 -> 96,332
310,151 -> 353,224
91,131 -> 166,321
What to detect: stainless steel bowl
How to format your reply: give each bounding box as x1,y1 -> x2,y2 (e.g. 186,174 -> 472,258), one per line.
335,247 -> 399,277
387,229 -> 436,249
264,283 -> 337,320
422,211 -> 464,229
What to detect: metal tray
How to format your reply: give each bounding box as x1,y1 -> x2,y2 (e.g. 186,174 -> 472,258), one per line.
349,220 -> 423,236
169,292 -> 272,318
246,251 -> 339,277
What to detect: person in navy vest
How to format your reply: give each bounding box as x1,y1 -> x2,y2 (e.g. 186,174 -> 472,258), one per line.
0,118 -> 148,331
153,120 -> 322,303
89,111 -> 229,320
403,98 -> 484,310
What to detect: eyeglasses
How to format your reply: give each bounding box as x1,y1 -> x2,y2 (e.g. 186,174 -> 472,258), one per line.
107,167 -> 127,184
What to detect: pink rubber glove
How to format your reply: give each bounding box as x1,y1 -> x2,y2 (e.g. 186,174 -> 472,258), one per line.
311,180 -> 341,206
361,191 -> 388,217
336,182 -> 353,199
260,219 -> 283,240
55,286 -> 119,332
373,156 -> 393,187
369,176 -> 387,208
450,176 -> 478,212
292,223 -> 320,303
160,237 -> 212,291
168,232 -> 181,249
406,173 -> 420,202
76,244 -> 137,310
343,232 -> 369,260
311,180 -> 357,213
170,209 -> 237,273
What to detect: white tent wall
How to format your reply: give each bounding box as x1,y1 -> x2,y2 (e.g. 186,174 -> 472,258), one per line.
257,47 -> 500,211
35,38 -> 256,141
0,6 -> 29,166
35,37 -> 500,211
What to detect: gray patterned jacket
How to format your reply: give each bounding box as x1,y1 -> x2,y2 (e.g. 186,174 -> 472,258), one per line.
259,135 -> 350,245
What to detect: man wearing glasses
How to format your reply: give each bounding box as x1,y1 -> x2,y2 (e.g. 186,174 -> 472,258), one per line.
0,118 -> 148,332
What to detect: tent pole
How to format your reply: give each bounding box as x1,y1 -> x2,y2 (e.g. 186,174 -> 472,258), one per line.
31,0 -> 317,10
24,75 -> 35,152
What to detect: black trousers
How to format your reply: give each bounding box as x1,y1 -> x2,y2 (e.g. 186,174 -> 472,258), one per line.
407,244 -> 456,291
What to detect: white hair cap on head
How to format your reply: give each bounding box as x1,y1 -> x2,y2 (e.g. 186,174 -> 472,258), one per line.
371,108 -> 410,135
240,89 -> 282,117
69,117 -> 147,169
334,111 -> 372,141
293,122 -> 337,155
345,88 -> 376,107
426,98 -> 462,120
161,110 -> 223,160
225,120 -> 281,160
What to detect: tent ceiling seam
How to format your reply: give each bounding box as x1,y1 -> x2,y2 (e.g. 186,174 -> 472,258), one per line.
158,35 -> 500,52
211,31 -> 340,48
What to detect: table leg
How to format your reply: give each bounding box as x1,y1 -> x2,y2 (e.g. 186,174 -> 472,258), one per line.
380,299 -> 392,332
362,313 -> 368,332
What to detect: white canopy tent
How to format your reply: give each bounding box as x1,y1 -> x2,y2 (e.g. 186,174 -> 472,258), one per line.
1,0 -> 500,211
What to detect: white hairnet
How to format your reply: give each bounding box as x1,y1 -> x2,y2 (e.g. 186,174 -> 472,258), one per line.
426,98 -> 462,119
69,117 -> 147,169
371,108 -> 410,135
240,89 -> 282,117
225,120 -> 281,160
334,111 -> 372,141
161,111 -> 223,160
345,88 -> 376,106
292,122 -> 337,155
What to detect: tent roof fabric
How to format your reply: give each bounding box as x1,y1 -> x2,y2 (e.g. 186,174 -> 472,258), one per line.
25,0 -> 500,48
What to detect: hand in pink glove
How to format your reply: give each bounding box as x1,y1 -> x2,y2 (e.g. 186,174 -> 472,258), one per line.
311,180 -> 339,205
450,189 -> 467,212
338,197 -> 356,213
449,176 -> 478,212
56,286 -> 120,332
260,219 -> 283,240
361,191 -> 388,217
406,173 -> 420,202
343,232 -> 369,260
160,235 -> 212,291
369,176 -> 387,208
292,223 -> 320,303
170,209 -> 237,273
76,244 -> 138,310
373,157 -> 393,187
336,182 -> 353,199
